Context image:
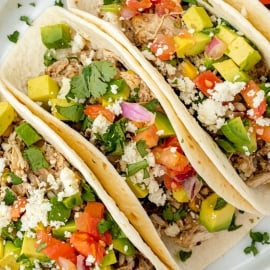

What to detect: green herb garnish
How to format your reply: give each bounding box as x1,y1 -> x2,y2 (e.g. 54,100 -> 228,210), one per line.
136,140 -> 148,157
54,0 -> 64,7
56,104 -> 85,122
228,213 -> 242,231
3,172 -> 23,185
81,182 -> 96,201
162,204 -> 187,223
4,188 -> 17,205
127,159 -> 149,176
7,31 -> 20,43
214,197 -> 227,210
179,250 -> 192,262
244,230 -> 270,256
29,2 -> 36,7
17,3 -> 22,8
20,15 -> 32,26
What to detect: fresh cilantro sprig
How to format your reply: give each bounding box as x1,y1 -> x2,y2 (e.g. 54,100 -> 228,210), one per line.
7,31 -> 20,43
54,0 -> 64,7
179,250 -> 192,262
244,230 -> 270,256
214,197 -> 227,210
162,204 -> 187,223
20,15 -> 32,26
68,61 -> 117,100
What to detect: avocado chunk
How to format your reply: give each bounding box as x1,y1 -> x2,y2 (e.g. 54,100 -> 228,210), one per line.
0,102 -> 15,136
50,98 -> 77,121
221,117 -> 257,154
101,249 -> 117,267
155,111 -> 175,138
199,193 -> 235,232
15,122 -> 42,146
28,75 -> 59,102
215,25 -> 238,47
213,59 -> 250,82
182,6 -> 213,31
174,32 -> 211,58
20,235 -> 47,260
172,186 -> 189,203
41,24 -> 72,49
0,238 -> 4,259
52,220 -> 77,239
101,79 -> 130,106
63,192 -> 83,209
226,37 -> 261,71
126,178 -> 148,199
0,241 -> 21,270
112,238 -> 135,256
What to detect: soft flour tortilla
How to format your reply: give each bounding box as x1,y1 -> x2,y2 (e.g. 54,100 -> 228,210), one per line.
66,0 -> 270,215
0,81 -> 167,270
0,6 -> 261,270
223,0 -> 270,43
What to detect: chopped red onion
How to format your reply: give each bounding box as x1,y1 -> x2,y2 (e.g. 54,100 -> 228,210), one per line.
205,37 -> 227,60
183,175 -> 202,201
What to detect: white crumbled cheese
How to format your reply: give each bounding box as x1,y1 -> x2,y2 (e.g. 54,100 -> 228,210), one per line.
125,121 -> 138,133
64,231 -> 72,238
209,81 -> 246,102
59,167 -> 79,197
81,50 -> 96,66
197,99 -> 227,133
85,254 -> 96,265
47,174 -> 59,191
156,129 -> 164,136
110,84 -> 119,94
91,114 -> 111,140
148,181 -> 166,206
0,202 -> 11,231
106,99 -> 122,116
252,90 -> 265,108
0,157 -> 6,176
57,77 -> 71,98
20,188 -> 51,232
242,146 -> 251,156
164,222 -> 180,237
255,117 -> 270,126
71,32 -> 86,54
170,147 -> 177,153
50,220 -> 65,228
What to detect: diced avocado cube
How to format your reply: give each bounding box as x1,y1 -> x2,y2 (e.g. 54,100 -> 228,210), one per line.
112,238 -> 135,256
216,138 -> 236,153
215,25 -> 238,47
226,37 -> 261,71
126,178 -> 148,199
185,32 -> 211,56
15,122 -> 42,146
52,220 -> 77,239
63,192 -> 83,209
213,59 -> 250,82
50,98 -> 77,121
20,235 -> 47,260
182,6 -> 213,31
174,35 -> 194,58
41,24 -> 71,49
154,111 -> 175,138
101,249 -> 117,267
199,193 -> 235,232
0,241 -> 20,270
24,146 -> 50,171
101,79 -> 130,106
172,186 -> 189,203
28,75 -> 59,102
0,102 -> 15,136
0,238 -> 4,259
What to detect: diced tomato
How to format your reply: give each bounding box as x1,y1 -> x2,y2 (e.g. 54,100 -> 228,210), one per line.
163,135 -> 182,153
36,230 -> 77,264
75,213 -> 101,240
260,0 -> 270,4
150,34 -> 176,61
241,80 -> 267,119
120,5 -> 138,20
255,124 -> 270,142
84,105 -> 115,122
154,0 -> 183,16
153,146 -> 189,172
126,0 -> 152,11
163,174 -> 181,190
70,232 -> 105,264
133,124 -> 159,148
84,202 -> 105,219
194,71 -> 222,97
100,231 -> 113,246
10,196 -> 27,221
166,164 -> 195,181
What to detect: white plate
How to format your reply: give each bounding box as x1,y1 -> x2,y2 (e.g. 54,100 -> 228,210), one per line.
0,1 -> 270,269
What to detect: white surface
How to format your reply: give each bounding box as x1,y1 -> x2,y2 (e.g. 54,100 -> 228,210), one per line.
0,1 -> 270,269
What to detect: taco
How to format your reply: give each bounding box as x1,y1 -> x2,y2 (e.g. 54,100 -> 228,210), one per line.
0,6 -> 262,270
0,82 -> 168,269
66,0 -> 270,215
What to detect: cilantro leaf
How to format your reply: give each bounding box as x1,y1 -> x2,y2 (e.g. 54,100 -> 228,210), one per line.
179,250 -> 192,262
4,172 -> 23,185
4,188 -> 17,205
214,197 -> 227,210
7,31 -> 20,43
20,15 -> 32,26
54,0 -> 64,7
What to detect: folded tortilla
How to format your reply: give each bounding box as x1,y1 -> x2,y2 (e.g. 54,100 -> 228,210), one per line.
65,0 -> 270,216
223,0 -> 270,43
0,6 -> 262,270
0,81 -> 167,269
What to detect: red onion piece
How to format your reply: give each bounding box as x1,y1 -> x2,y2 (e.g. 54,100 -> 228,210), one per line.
172,166 -> 196,182
183,175 -> 202,201
120,6 -> 138,20
205,37 -> 227,60
121,102 -> 155,122
77,255 -> 87,270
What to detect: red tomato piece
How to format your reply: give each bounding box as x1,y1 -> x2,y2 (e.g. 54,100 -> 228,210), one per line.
84,202 -> 105,219
36,230 -> 77,264
150,34 -> 176,61
255,124 -> 270,142
260,0 -> 270,4
163,174 -> 181,190
10,196 -> 27,221
126,0 -> 152,11
100,231 -> 113,246
84,105 -> 115,122
241,80 -> 267,119
153,146 -> 189,172
194,71 -> 222,97
163,135 -> 183,153
154,0 -> 183,15
133,124 -> 159,148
